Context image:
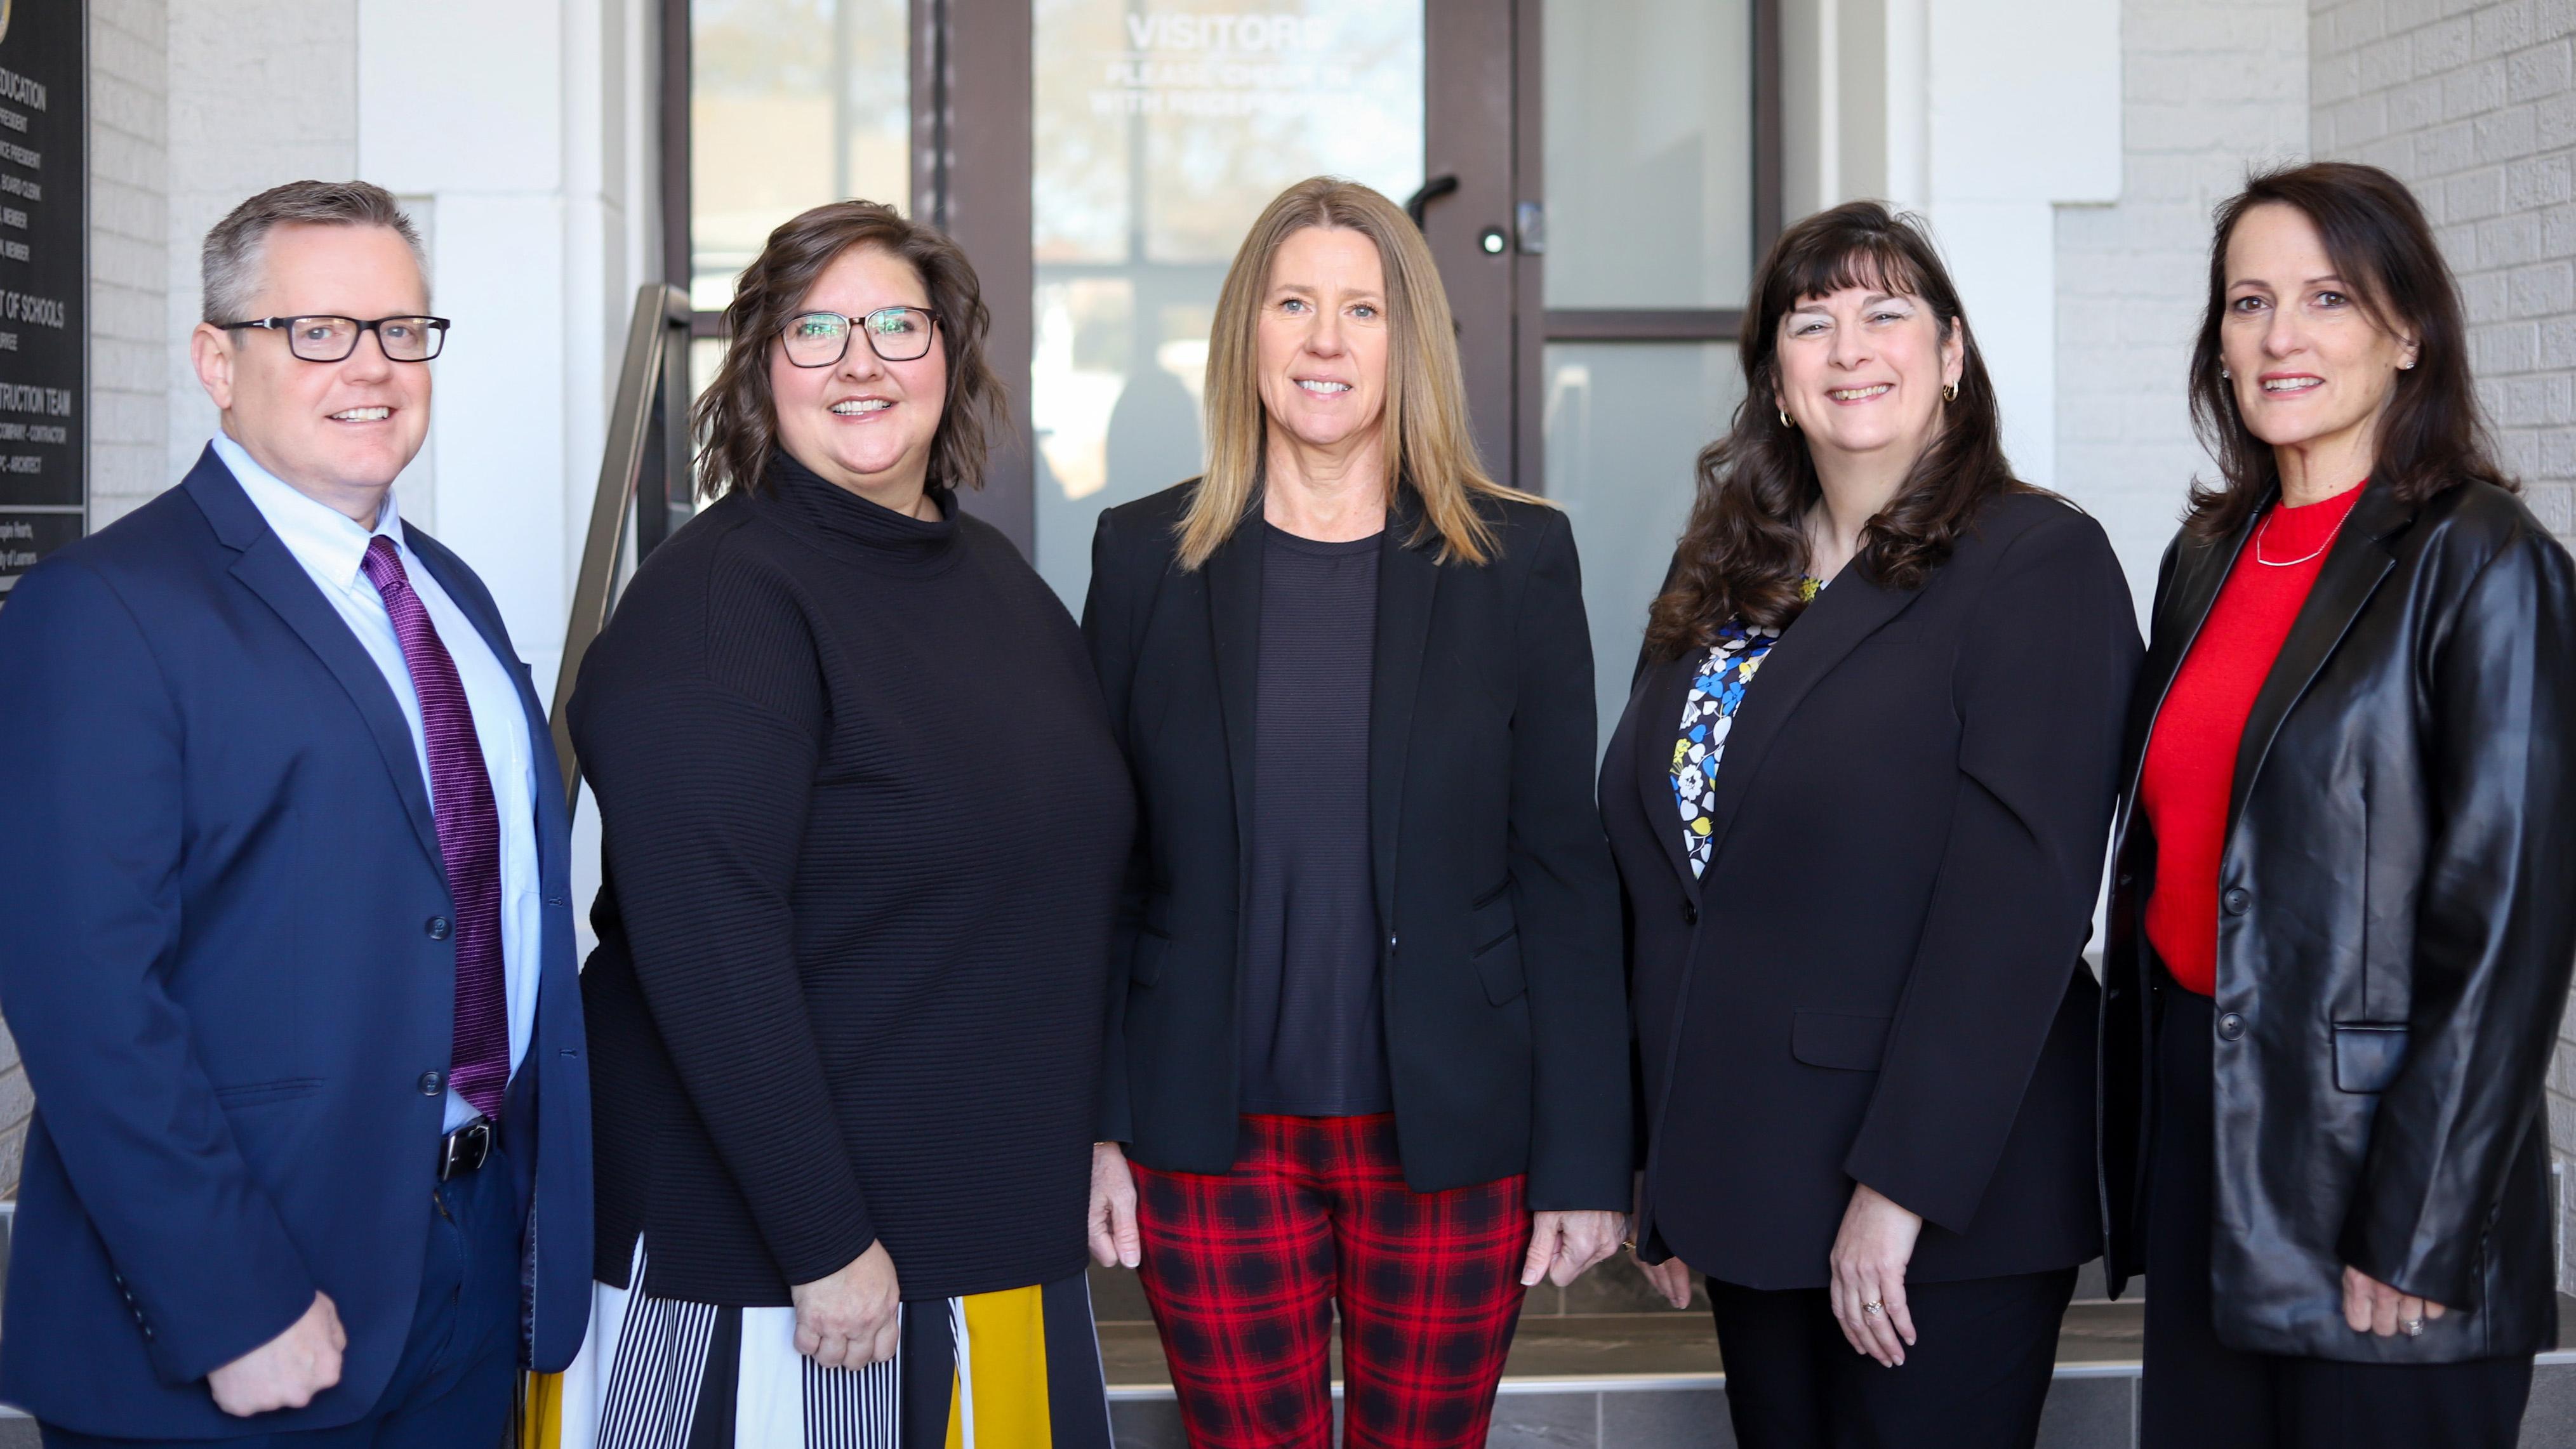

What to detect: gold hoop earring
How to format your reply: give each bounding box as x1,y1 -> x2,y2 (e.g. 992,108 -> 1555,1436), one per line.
1941,383 -> 1958,403
1778,408 -> 1796,429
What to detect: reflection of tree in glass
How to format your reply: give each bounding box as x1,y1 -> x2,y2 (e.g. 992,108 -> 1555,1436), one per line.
691,0 -> 910,308
1035,0 -> 1424,265
1030,0 -> 1428,610
1144,4 -> 1423,262
1033,0 -> 1133,263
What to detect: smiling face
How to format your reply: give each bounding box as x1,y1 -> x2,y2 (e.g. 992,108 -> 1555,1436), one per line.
769,243 -> 947,508
2219,201 -> 2417,465
1255,225 -> 1391,458
1772,281 -> 1963,470
189,223 -> 432,518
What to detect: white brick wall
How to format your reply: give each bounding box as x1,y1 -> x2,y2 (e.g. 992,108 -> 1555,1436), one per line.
0,0 -> 180,1196
2054,0 -> 2312,623
90,0 -> 169,530
162,0 -> 358,491
2310,0 -> 2576,1294
2313,0 -> 2576,542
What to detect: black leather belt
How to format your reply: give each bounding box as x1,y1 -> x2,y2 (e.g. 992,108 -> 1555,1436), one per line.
438,1118 -> 496,1181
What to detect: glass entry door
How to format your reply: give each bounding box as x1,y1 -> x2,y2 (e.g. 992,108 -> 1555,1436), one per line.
673,0 -> 1774,704
1028,1 -> 1427,602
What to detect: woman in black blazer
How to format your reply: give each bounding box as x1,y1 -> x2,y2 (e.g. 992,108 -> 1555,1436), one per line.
1602,201 -> 2141,1449
1081,177 -> 1632,1449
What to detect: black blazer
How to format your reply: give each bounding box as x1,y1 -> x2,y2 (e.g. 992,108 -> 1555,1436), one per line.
1082,482 -> 1631,1210
1603,493 -> 2141,1290
2102,479 -> 2576,1362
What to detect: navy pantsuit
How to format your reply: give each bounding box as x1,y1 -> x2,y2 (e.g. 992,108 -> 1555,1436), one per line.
0,448 -> 591,1439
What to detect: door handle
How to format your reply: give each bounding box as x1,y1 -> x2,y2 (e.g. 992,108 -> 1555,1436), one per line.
1404,174 -> 1460,229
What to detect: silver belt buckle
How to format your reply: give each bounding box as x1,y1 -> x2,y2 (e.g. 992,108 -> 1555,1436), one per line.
438,1118 -> 495,1181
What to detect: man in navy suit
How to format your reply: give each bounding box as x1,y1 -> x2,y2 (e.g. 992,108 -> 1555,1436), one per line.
0,180 -> 589,1445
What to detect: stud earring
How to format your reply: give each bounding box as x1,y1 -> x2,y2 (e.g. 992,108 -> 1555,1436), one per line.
2400,358 -> 2416,371
2220,366 -> 2231,379
1941,383 -> 1958,403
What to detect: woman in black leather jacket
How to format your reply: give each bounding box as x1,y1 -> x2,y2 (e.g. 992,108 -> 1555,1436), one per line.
2102,161 -> 2576,1449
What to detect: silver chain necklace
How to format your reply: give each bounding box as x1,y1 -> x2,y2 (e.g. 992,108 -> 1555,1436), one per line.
2252,503 -> 2344,567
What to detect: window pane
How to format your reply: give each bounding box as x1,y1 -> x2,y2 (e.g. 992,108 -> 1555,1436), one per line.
1030,0 -> 1423,608
1543,0 -> 1753,310
1544,342 -> 1745,748
693,0 -> 909,312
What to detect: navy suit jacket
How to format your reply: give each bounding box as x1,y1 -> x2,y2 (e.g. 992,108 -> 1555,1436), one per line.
0,447 -> 592,1437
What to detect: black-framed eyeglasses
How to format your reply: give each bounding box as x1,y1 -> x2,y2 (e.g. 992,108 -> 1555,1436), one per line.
215,315 -> 451,363
781,307 -> 939,367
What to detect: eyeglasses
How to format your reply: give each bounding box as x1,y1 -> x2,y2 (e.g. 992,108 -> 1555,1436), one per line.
216,315 -> 451,362
781,307 -> 939,367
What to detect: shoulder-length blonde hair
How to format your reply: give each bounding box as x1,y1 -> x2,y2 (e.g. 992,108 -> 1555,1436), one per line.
1176,176 -> 1537,569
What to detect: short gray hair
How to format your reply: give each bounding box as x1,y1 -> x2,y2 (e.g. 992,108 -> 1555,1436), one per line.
201,180 -> 427,324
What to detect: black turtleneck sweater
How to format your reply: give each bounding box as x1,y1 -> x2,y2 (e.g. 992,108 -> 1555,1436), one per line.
571,456 -> 1136,1306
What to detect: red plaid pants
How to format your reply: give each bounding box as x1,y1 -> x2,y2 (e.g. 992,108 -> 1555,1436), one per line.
1131,1113 -> 1531,1449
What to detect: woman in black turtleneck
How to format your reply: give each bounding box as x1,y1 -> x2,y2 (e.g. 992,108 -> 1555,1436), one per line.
566,201 -> 1133,1448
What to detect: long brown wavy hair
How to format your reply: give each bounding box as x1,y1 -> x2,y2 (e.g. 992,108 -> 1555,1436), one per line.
1176,177 -> 1540,570
693,200 -> 1005,500
1643,201 -> 2028,660
2184,162 -> 2511,539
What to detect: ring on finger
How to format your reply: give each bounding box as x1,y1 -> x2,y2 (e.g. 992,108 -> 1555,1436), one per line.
1862,1300 -> 1885,1318
2403,1317 -> 2426,1337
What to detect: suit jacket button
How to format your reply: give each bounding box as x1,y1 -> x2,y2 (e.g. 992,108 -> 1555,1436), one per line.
2217,1012 -> 2247,1042
427,916 -> 453,941
419,1069 -> 445,1095
1681,899 -> 1699,925
2222,888 -> 2251,915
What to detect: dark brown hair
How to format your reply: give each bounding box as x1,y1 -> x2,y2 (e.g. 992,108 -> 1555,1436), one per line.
694,200 -> 1004,500
2185,162 -> 2511,538
1644,201 -> 2028,659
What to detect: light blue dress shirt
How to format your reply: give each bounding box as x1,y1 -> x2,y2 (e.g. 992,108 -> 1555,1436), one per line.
213,434 -> 542,1134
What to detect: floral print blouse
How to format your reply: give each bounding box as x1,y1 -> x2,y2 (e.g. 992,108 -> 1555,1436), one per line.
1672,577 -> 1822,877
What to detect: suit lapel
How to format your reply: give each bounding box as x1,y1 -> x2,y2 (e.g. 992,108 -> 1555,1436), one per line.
2226,481 -> 2409,830
1630,651 -> 1701,894
1369,507 -> 1439,923
1205,517 -> 1265,880
1697,571 -> 1922,876
185,453 -> 446,881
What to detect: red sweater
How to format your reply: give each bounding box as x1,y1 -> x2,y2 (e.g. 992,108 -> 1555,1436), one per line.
2139,483 -> 2365,996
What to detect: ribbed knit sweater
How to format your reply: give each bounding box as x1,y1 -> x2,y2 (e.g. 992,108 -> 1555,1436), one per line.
571,454 -> 1135,1305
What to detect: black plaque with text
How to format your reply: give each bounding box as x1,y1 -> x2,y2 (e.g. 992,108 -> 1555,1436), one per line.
0,1 -> 82,598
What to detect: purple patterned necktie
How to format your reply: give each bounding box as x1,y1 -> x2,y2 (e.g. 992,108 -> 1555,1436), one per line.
360,535 -> 508,1122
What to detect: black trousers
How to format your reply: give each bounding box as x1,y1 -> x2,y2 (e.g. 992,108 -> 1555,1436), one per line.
1707,1266 -> 2078,1449
2141,984 -> 2534,1449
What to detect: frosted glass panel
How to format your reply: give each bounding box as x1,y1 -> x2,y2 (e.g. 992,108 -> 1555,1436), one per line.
1544,343 -> 1746,747
1543,0 -> 1754,309
693,0 -> 910,312
1030,0 -> 1423,608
